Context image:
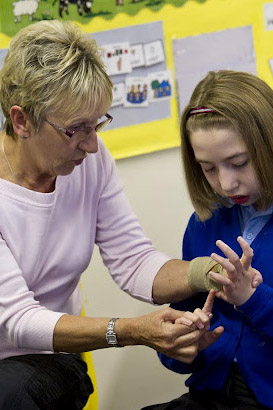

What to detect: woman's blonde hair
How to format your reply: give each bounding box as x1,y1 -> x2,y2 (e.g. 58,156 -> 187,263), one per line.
0,20 -> 113,138
181,70 -> 273,221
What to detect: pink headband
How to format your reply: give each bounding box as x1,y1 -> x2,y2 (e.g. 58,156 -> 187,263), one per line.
188,106 -> 216,116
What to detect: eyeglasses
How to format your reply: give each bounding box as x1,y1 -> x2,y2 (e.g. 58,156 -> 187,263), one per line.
44,113 -> 113,139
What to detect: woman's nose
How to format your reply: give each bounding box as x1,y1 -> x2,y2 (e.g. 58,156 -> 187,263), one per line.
78,129 -> 98,153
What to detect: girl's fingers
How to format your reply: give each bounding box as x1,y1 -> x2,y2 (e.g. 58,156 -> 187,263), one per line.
210,252 -> 236,276
175,315 -> 194,328
208,271 -> 233,286
252,269 -> 263,287
176,293 -> 215,332
193,308 -> 211,330
202,289 -> 215,314
237,236 -> 253,270
182,310 -> 209,330
214,290 -> 229,303
215,240 -> 242,273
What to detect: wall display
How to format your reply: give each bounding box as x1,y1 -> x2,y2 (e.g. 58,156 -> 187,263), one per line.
0,0 -> 272,159
90,21 -> 171,131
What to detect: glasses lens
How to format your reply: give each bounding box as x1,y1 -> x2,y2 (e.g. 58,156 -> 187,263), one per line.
96,116 -> 112,132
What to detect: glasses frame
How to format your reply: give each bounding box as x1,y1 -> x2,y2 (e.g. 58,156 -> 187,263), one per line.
44,113 -> 113,138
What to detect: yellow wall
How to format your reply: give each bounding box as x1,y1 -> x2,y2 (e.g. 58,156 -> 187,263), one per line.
1,0 -> 272,158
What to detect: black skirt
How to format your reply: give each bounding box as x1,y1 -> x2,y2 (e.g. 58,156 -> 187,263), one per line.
0,353 -> 93,410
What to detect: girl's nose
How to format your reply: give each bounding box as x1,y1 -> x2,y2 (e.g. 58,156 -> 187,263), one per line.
218,169 -> 239,193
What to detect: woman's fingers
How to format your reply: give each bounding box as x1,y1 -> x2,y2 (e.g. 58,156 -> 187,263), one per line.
171,341 -> 199,364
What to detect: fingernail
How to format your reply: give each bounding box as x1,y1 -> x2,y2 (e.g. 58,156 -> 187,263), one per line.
180,318 -> 193,326
208,313 -> 213,318
253,281 -> 259,287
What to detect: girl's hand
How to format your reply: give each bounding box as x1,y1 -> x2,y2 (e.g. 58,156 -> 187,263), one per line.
175,290 -> 224,352
209,236 -> 262,306
198,290 -> 224,351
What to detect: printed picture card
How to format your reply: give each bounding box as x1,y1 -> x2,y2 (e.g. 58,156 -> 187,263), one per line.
144,40 -> 165,66
124,76 -> 149,108
112,82 -> 125,107
147,70 -> 173,102
101,42 -> 132,76
130,43 -> 145,68
264,3 -> 273,31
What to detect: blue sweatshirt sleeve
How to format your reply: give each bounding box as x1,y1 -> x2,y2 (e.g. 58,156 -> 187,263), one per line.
237,282 -> 273,339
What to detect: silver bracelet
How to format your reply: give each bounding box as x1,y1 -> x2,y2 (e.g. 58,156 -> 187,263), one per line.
105,318 -> 119,346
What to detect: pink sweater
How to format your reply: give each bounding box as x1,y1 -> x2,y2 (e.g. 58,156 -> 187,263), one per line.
0,137 -> 170,359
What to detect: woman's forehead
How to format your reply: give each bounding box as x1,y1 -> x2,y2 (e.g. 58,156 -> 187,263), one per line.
52,90 -> 111,119
51,103 -> 108,123
68,107 -> 103,122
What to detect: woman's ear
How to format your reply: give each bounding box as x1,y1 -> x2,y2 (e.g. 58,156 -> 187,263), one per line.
9,105 -> 30,138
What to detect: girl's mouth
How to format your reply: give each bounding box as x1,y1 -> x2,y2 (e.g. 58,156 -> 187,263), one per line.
229,196 -> 250,205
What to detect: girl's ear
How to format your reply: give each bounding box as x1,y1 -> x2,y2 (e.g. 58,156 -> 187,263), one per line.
9,105 -> 30,138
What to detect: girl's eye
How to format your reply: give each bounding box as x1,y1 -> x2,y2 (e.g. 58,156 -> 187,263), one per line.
232,160 -> 248,168
203,167 -> 215,173
200,164 -> 215,173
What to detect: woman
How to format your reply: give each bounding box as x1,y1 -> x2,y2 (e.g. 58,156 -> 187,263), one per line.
0,20 -> 236,409
142,70 -> 273,409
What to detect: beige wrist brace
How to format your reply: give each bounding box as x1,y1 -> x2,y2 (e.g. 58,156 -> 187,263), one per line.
188,257 -> 224,292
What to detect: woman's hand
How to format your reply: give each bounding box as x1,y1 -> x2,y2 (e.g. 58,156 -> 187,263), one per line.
129,307 -> 206,364
208,236 -> 262,306
123,305 -> 215,364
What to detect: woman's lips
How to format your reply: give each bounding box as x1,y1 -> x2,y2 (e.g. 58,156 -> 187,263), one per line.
74,158 -> 84,166
229,196 -> 250,205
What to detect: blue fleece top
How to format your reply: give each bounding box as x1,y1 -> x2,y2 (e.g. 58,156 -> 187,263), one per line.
158,205 -> 273,409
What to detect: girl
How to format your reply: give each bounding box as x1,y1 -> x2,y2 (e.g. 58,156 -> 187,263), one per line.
142,70 -> 273,409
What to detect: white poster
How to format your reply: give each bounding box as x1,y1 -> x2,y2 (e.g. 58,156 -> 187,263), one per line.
112,82 -> 125,107
124,76 -> 149,108
144,40 -> 165,66
147,70 -> 173,102
130,43 -> 145,68
101,42 -> 132,76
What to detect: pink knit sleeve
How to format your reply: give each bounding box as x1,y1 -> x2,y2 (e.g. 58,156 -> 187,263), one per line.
95,141 -> 171,303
